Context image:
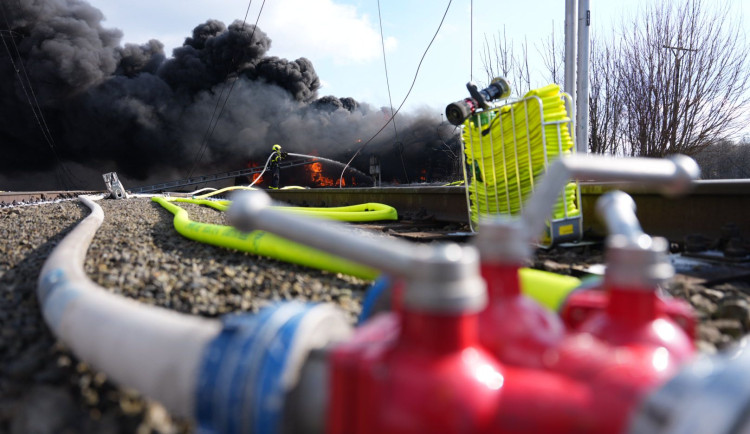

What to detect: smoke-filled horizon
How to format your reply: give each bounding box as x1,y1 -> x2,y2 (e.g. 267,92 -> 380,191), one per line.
0,0 -> 459,190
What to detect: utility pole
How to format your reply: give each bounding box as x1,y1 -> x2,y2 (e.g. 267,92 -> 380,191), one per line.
663,45 -> 698,152
564,0 -> 577,141
575,0 -> 591,154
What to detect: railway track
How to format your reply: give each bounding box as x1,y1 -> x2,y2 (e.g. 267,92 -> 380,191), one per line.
271,180 -> 750,244
3,180 -> 749,244
0,190 -> 98,206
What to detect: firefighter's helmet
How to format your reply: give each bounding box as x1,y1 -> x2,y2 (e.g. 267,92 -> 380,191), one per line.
272,144 -> 281,152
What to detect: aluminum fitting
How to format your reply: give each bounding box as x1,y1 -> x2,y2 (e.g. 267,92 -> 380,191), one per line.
227,190 -> 486,315
628,342 -> 750,434
604,234 -> 674,289
595,191 -> 644,240
662,155 -> 701,197
475,216 -> 533,264
403,243 -> 487,314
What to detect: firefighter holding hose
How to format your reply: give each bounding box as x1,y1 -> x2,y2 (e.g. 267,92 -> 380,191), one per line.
270,144 -> 287,189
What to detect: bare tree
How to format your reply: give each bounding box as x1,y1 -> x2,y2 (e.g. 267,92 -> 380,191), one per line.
693,139 -> 750,179
537,21 -> 565,86
588,35 -> 625,154
479,27 -> 532,96
614,0 -> 750,157
515,36 -> 532,94
480,26 -> 514,86
479,1 -> 750,161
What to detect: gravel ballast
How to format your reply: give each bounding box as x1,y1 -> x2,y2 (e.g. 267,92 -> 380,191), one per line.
1,197 -> 370,433
1,196 -> 748,433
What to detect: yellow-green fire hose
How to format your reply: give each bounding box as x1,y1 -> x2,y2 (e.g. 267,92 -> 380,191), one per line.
173,198 -> 398,222
152,197 -> 379,280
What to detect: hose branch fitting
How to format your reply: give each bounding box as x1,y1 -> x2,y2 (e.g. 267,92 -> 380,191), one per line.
226,191 -> 486,315
475,154 -> 698,264
604,234 -> 673,290
595,190 -> 673,289
521,154 -> 698,246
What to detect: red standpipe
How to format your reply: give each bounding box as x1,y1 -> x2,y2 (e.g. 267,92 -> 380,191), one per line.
325,257 -> 696,433
478,262 -> 565,368
478,261 -> 622,383
561,288 -> 696,342
328,310 -> 503,434
327,309 -> 606,434
476,258 -> 695,432
577,285 -> 695,363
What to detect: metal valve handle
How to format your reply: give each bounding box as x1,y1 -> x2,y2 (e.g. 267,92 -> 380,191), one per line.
227,191 -> 486,314
521,154 -> 699,244
477,154 -> 699,263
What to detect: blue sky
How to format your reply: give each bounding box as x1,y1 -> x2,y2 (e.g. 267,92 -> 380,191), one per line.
91,0 -> 749,120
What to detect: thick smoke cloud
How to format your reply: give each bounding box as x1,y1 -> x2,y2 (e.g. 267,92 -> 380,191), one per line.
0,0 -> 459,190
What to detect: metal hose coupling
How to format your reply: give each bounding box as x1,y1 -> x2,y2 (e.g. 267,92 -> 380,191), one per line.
475,217 -> 532,264
227,190 -> 486,314
596,191 -> 672,289
196,302 -> 352,434
604,234 -> 673,289
628,339 -> 750,434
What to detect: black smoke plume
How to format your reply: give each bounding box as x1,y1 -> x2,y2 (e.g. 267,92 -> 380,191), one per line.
0,0 -> 460,190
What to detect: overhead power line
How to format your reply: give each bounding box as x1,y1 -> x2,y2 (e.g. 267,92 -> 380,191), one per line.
338,0 -> 454,187
0,3 -> 77,188
187,0 -> 267,180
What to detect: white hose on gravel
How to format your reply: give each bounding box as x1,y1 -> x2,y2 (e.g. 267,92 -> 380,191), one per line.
36,195 -> 222,418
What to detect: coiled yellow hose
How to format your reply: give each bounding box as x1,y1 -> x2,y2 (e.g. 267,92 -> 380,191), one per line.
463,84 -> 580,224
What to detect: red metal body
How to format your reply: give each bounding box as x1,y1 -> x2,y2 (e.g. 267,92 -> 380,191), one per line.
328,307 -> 601,433
473,261 -> 695,433
561,288 -> 696,341
478,263 -> 565,368
328,311 -> 502,434
573,287 -> 696,363
326,254 -> 696,434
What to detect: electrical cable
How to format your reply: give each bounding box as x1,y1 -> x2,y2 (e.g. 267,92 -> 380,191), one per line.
436,123 -> 459,159
0,6 -> 77,188
186,0 -> 267,179
470,0 -> 473,81
2,9 -> 82,187
338,0 -> 454,187
377,0 -> 398,143
376,0 -> 408,184
186,82 -> 231,179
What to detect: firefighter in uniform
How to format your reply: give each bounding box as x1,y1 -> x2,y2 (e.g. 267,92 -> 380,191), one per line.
270,144 -> 286,189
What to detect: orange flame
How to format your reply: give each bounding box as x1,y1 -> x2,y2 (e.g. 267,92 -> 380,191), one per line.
306,159 -> 340,187
246,160 -> 264,184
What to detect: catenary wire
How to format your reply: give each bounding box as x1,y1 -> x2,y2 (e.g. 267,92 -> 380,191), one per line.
0,6 -> 77,188
376,0 -> 409,184
338,0 -> 454,187
186,0 -> 266,180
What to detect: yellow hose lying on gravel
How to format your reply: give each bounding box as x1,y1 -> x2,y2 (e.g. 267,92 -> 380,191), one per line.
173,198 -> 398,222
193,185 -> 254,199
193,185 -> 305,199
519,268 -> 581,311
152,197 -> 379,280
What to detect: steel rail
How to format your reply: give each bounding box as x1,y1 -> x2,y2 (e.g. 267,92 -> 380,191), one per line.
4,180 -> 750,242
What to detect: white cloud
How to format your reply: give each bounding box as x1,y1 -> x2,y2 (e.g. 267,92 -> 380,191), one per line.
260,0 -> 396,64
93,0 -> 396,64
